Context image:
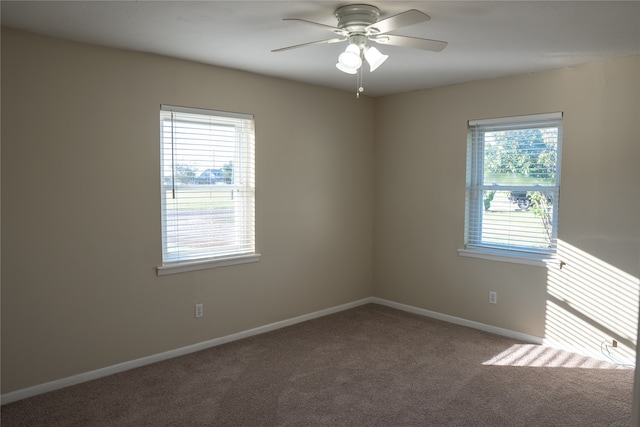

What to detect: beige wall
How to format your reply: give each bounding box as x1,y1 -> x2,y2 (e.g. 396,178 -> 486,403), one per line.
2,26 -> 638,396
1,28 -> 374,393
374,56 -> 639,361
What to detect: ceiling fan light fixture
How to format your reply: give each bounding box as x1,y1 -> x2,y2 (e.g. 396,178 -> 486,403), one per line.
273,4 -> 447,96
364,46 -> 388,72
337,43 -> 362,70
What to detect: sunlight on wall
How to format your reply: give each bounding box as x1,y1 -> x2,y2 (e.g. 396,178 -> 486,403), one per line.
483,344 -> 623,369
545,240 -> 638,365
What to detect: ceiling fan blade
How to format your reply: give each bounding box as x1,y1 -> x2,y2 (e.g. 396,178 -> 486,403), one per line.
372,34 -> 448,52
367,9 -> 430,34
283,18 -> 345,35
271,38 -> 346,53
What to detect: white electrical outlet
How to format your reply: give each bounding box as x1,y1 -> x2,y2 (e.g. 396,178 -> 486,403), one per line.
489,291 -> 497,304
195,303 -> 204,318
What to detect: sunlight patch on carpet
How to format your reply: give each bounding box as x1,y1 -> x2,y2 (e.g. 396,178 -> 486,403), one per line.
482,344 -> 620,368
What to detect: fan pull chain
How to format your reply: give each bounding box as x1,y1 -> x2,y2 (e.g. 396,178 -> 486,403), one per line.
356,58 -> 364,98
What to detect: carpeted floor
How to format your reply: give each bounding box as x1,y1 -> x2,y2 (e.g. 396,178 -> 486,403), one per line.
1,304 -> 635,426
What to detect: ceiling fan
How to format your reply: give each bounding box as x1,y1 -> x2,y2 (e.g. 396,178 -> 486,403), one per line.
272,4 -> 447,95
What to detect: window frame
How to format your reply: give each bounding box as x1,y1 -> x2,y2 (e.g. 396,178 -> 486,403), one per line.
459,112 -> 563,267
157,104 -> 260,275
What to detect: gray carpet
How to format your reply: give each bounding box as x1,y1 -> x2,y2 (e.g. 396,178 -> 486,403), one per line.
1,304 -> 635,426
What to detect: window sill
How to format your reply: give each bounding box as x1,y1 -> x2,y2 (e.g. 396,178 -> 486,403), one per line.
457,248 -> 560,268
157,253 -> 261,276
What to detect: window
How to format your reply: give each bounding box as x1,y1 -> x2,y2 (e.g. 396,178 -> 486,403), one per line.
157,105 -> 259,275
460,112 -> 562,265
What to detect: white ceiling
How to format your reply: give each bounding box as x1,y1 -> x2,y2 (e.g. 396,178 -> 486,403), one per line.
2,1 -> 639,97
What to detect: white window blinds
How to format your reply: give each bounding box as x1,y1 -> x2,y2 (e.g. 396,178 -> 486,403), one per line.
160,105 -> 256,265
465,112 -> 562,258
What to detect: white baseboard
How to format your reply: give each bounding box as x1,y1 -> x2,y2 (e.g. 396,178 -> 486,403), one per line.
8,297 -> 618,405
1,297 -> 374,405
371,297 -> 543,344
373,299 -> 637,366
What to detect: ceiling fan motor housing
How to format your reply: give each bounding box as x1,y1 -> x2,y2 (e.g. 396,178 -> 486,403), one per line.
335,4 -> 381,34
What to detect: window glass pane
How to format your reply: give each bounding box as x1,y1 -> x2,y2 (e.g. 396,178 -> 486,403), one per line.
163,188 -> 245,260
483,127 -> 558,186
480,190 -> 556,252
